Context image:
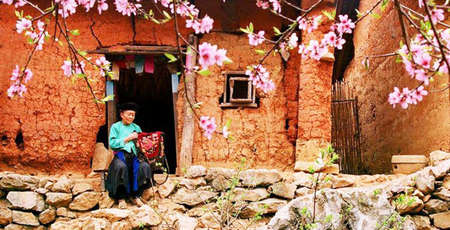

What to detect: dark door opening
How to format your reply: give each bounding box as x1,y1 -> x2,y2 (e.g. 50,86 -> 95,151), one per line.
116,56 -> 177,174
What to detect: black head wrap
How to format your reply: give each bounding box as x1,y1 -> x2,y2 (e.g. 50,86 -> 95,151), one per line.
118,102 -> 139,112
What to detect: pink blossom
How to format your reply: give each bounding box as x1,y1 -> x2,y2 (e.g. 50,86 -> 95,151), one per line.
198,42 -> 217,69
388,87 -> 402,108
61,60 -> 72,77
418,0 -> 424,8
415,53 -> 432,69
245,64 -> 275,93
336,15 -> 355,35
214,48 -> 229,66
269,0 -> 281,13
14,0 -> 26,8
248,31 -> 265,46
411,86 -> 428,102
57,0 -> 78,17
2,0 -> 13,5
114,0 -> 141,16
16,18 -> 31,34
96,56 -> 110,76
10,65 -> 20,81
199,116 -> 216,140
322,31 -> 346,49
97,0 -> 108,14
78,0 -> 95,12
198,15 -> 214,34
74,61 -> 86,74
7,83 -> 27,98
426,9 -> 445,24
37,20 -> 45,31
288,33 -> 298,48
297,16 -> 321,33
23,68 -> 33,83
306,40 -> 327,60
414,69 -> 430,85
256,0 -> 269,9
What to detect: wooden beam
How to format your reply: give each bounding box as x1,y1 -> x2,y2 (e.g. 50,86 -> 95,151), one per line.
88,45 -> 185,55
178,35 -> 197,175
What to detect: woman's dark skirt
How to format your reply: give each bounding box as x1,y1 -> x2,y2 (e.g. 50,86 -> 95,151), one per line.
105,151 -> 152,199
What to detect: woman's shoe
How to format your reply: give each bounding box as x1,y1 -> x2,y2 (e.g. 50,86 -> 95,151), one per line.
118,199 -> 127,209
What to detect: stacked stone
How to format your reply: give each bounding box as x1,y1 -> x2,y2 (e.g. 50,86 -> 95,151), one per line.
0,150 -> 448,230
391,151 -> 450,230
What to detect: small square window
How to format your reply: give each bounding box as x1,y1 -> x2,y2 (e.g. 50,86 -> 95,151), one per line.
220,71 -> 258,108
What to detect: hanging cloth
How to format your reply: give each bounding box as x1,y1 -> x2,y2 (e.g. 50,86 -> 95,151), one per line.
135,55 -> 145,74
144,56 -> 154,74
125,55 -> 135,68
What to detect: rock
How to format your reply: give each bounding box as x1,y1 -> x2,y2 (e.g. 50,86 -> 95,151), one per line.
46,193 -> 72,207
69,192 -> 100,211
6,192 -> 45,212
240,169 -> 282,187
4,224 -> 45,230
433,188 -> 450,201
269,182 -> 296,199
111,221 -> 132,230
205,168 -> 237,181
294,161 -> 339,174
157,199 -> 187,213
48,219 -> 81,230
0,174 -> 39,191
56,207 -> 77,218
268,188 -> 398,230
179,177 -> 207,190
430,211 -> 450,229
51,177 -> 72,193
424,199 -> 448,214
444,175 -> 450,190
292,172 -> 313,188
410,215 -> 432,230
429,150 -> 450,166
71,183 -> 93,196
198,212 -> 220,229
415,171 -> 435,195
12,210 -> 39,226
0,199 -> 12,209
98,192 -> 114,209
34,188 -> 47,195
129,205 -> 161,227
240,198 -> 287,218
331,175 -> 355,188
232,188 -> 270,202
431,160 -> 450,179
175,214 -> 198,230
0,207 -> 12,226
141,188 -> 157,201
211,175 -> 230,191
172,188 -> 217,206
82,217 -> 111,230
186,203 -> 216,217
186,165 -> 206,178
39,208 -> 56,225
158,178 -> 177,198
412,190 -> 425,200
395,196 -> 424,215
91,208 -> 130,222
0,190 -> 5,198
295,187 -> 313,197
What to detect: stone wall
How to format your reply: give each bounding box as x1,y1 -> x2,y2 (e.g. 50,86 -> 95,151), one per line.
0,151 -> 448,229
342,0 -> 450,173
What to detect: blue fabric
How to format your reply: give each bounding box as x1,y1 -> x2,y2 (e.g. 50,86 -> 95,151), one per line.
116,151 -> 140,194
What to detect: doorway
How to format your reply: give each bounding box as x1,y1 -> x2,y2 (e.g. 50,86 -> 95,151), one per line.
115,56 -> 178,174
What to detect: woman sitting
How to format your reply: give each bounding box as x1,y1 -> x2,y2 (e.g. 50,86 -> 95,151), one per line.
105,102 -> 152,208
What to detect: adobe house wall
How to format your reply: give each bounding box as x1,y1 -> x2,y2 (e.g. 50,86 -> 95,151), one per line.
343,0 -> 450,173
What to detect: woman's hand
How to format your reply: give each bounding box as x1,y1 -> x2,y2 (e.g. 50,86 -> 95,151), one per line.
124,132 -> 138,143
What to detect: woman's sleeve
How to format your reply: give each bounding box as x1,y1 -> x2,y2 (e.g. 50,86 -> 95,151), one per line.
109,124 -> 125,150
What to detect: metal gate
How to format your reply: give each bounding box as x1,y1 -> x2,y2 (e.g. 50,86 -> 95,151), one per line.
331,81 -> 362,174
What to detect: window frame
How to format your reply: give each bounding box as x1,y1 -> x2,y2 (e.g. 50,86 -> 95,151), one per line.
220,71 -> 258,108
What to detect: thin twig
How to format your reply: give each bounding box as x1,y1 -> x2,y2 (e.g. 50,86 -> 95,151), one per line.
89,18 -> 103,47
355,0 -> 384,24
394,0 -> 410,50
400,4 -> 450,28
282,0 -> 307,12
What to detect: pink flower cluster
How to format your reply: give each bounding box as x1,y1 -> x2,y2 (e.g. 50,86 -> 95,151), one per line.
61,60 -> 86,77
297,15 -> 321,33
114,0 -> 141,16
199,116 -> 217,140
245,64 -> 275,93
95,56 -> 111,77
7,65 -> 32,98
425,8 -> 445,24
186,15 -> 214,34
248,31 -> 265,46
388,86 -> 428,109
256,0 -> 281,13
297,15 -> 354,60
198,42 -> 229,70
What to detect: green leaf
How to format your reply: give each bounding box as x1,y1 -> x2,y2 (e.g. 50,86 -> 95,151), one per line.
164,53 -> 177,63
322,10 -> 335,20
192,102 -> 203,109
57,40 -> 64,47
76,73 -> 86,78
223,58 -> 233,64
78,50 -> 87,57
15,10 -> 21,18
70,29 -> 80,36
100,95 -> 114,103
163,10 -> 172,20
240,27 -> 249,33
255,49 -> 265,55
381,0 -> 390,11
249,22 -> 254,33
370,13 -> 381,19
197,69 -> 211,76
225,119 -> 232,128
273,26 -> 281,36
355,9 -> 363,18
